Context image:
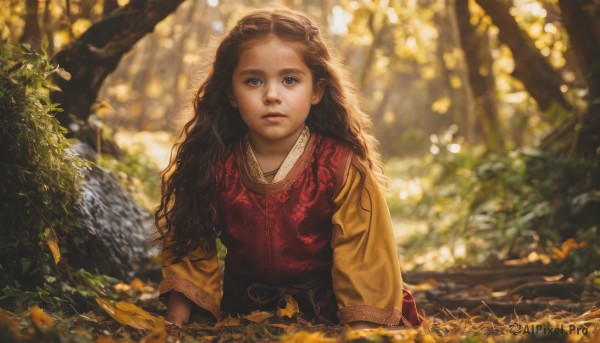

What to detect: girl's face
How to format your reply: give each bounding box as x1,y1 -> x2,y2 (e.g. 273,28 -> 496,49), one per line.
230,35 -> 324,150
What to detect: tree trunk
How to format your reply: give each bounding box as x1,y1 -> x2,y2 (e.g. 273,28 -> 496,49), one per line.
359,13 -> 388,88
103,0 -> 119,18
435,0 -> 479,147
557,0 -> 600,156
20,0 -> 41,50
455,0 -> 504,150
475,0 -> 571,112
50,0 -> 186,133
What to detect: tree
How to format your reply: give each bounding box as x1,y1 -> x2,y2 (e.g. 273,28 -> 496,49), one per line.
49,0 -> 185,147
556,0 -> 600,156
455,0 -> 504,150
475,0 -> 571,112
20,0 -> 41,51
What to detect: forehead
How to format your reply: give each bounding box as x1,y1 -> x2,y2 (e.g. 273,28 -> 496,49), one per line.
235,35 -> 309,72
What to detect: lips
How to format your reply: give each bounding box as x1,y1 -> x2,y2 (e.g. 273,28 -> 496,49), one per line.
262,112 -> 286,119
261,112 -> 286,122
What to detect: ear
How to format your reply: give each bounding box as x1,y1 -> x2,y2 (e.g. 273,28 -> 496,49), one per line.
311,79 -> 326,105
228,89 -> 238,108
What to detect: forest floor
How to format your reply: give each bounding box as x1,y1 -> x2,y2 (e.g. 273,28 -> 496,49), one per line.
2,264 -> 599,342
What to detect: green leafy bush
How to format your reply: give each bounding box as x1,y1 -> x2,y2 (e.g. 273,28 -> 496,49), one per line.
388,126 -> 600,276
0,42 -> 104,310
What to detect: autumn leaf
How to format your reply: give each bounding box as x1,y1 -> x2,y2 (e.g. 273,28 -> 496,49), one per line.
130,278 -> 145,290
344,327 -> 424,342
30,305 -> 53,328
279,331 -> 337,343
213,315 -> 241,328
44,227 -> 60,265
552,238 -> 588,261
114,282 -> 131,292
244,310 -> 273,323
95,298 -> 164,330
277,294 -> 299,318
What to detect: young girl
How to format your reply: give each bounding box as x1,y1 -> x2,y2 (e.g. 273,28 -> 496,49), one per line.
156,8 -> 421,328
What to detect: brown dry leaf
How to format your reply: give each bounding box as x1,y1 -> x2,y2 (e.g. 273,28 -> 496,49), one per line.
245,310 -> 273,323
277,294 -> 299,318
30,305 -> 53,328
552,238 -> 588,261
140,326 -> 167,343
96,337 -> 118,343
95,298 -> 165,330
44,227 -> 60,265
130,278 -> 145,290
213,315 -> 241,328
279,330 -> 337,343
347,327 -> 425,342
125,278 -> 155,293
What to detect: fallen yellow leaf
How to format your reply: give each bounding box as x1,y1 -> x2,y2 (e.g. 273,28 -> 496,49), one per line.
552,247 -> 567,261
421,333 -> 437,343
277,294 -> 299,318
214,315 -> 241,328
279,330 -> 337,343
114,282 -> 131,292
95,298 -> 164,330
245,310 -> 273,323
552,238 -> 589,261
44,227 -> 60,265
30,305 -> 53,328
130,278 -> 145,290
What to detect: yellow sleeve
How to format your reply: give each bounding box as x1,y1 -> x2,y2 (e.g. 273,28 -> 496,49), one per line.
158,240 -> 222,320
331,162 -> 404,325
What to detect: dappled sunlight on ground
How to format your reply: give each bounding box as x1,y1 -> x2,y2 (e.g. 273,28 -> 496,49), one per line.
114,130 -> 175,171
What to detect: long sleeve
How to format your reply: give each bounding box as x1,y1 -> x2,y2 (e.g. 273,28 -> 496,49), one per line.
331,162 -> 404,325
159,240 -> 222,320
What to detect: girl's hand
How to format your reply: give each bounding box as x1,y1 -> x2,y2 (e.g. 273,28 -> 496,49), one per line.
166,291 -> 193,326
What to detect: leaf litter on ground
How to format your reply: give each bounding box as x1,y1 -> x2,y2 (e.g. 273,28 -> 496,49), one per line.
2,277 -> 600,342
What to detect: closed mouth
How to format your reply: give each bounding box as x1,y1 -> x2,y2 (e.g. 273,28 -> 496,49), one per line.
262,112 -> 286,119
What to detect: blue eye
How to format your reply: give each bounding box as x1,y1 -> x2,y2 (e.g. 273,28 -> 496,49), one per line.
245,78 -> 261,86
283,76 -> 298,85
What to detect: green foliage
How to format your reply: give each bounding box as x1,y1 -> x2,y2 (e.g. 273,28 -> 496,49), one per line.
389,127 -> 600,275
0,42 -> 118,311
98,148 -> 161,210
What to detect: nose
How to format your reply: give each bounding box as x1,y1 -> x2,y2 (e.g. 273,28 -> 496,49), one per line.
263,83 -> 282,104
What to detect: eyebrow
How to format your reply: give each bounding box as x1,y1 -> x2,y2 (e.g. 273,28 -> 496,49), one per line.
238,68 -> 306,76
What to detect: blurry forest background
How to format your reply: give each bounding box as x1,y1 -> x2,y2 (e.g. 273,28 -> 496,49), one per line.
1,0 -> 599,341
3,0 -> 599,283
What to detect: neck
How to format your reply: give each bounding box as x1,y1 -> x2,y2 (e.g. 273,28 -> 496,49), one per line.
248,129 -> 303,158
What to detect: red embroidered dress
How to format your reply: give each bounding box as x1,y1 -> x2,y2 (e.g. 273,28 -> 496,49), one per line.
160,129 -> 421,327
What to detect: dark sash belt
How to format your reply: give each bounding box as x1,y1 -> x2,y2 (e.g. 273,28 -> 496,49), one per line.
246,273 -> 335,324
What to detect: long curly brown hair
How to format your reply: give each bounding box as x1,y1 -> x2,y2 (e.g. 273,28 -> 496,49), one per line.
156,8 -> 383,262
